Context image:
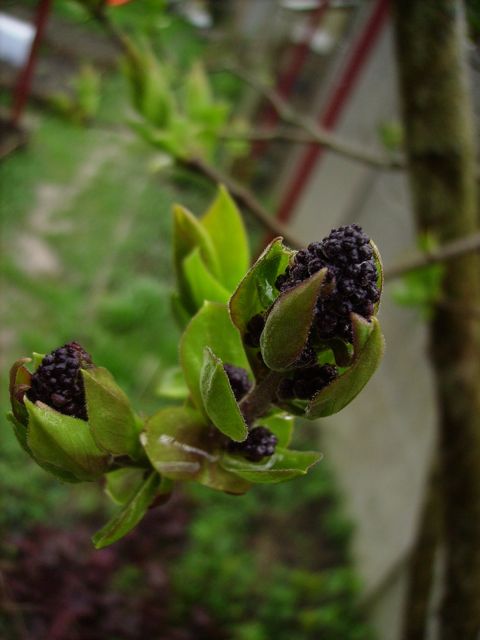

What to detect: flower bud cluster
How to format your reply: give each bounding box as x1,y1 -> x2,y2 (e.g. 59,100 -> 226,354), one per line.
243,314 -> 265,349
223,363 -> 252,401
228,426 -> 278,462
223,364 -> 277,462
276,224 -> 379,342
278,364 -> 338,401
27,342 -> 92,420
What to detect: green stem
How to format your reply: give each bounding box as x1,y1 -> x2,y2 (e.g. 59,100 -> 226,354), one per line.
239,370 -> 284,425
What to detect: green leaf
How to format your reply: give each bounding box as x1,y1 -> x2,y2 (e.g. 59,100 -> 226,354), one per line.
142,406 -> 249,493
7,411 -> 81,483
156,366 -> 189,400
200,347 -> 248,442
260,268 -> 328,371
142,406 -> 209,480
124,42 -> 173,128
262,412 -> 294,448
32,352 -> 45,370
371,239 -> 384,312
25,398 -> 109,481
9,358 -> 31,425
221,448 -> 321,484
7,411 -> 30,453
184,61 -> 213,120
105,467 -> 145,505
182,247 -> 231,308
173,204 -> 220,279
229,237 -> 293,337
201,185 -> 250,291
173,204 -> 220,312
129,117 -> 183,157
82,367 -> 140,458
306,315 -> 385,419
92,471 -> 160,549
171,291 -> 192,330
180,301 -> 250,414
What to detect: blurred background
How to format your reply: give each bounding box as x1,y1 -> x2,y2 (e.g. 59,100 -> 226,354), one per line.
1,1 -> 479,639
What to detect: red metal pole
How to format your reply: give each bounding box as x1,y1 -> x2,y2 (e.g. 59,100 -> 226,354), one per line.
276,0 -> 389,224
11,0 -> 53,125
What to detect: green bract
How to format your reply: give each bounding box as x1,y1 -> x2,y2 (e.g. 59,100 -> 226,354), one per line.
260,268 -> 329,371
306,315 -> 385,419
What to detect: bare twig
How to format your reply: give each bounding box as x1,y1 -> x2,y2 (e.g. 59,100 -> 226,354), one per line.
220,127 -> 323,144
384,231 -> 480,281
180,156 -> 303,249
85,5 -> 132,55
220,66 -> 405,171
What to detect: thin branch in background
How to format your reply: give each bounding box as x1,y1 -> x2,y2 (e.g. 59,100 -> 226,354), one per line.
220,66 -> 405,171
219,127 -> 326,144
181,156 -> 303,249
85,5 -> 132,55
81,4 -> 480,273
384,231 -> 480,281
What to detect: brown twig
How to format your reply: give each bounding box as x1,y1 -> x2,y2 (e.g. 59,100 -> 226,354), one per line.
180,156 -> 303,249
84,5 -> 132,55
384,231 -> 480,281
220,127 -> 326,144
220,66 -> 405,171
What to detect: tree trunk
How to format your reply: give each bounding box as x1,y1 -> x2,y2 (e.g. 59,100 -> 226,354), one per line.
392,2 -> 480,639
401,460 -> 441,640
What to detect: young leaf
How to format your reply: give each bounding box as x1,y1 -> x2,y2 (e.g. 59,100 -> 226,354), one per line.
142,406 -> 210,480
201,185 -> 250,291
142,406 -> 249,493
7,411 -> 81,483
82,367 -> 141,459
200,347 -> 248,442
306,315 -> 385,419
182,247 -> 231,308
173,204 -> 221,313
125,42 -> 173,128
171,291 -> 192,330
260,268 -> 328,371
156,366 -> 189,400
184,61 -> 213,120
173,204 -> 220,281
25,399 -> 109,481
7,412 -> 30,454
31,352 -> 45,370
371,239 -> 384,312
9,358 -> 31,425
221,448 -> 321,484
92,471 -> 160,549
105,467 -> 145,505
229,237 -> 293,337
180,302 -> 250,414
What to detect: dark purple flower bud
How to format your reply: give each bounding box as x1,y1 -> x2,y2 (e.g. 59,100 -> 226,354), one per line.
276,224 -> 379,342
228,426 -> 278,462
27,342 -> 93,420
243,313 -> 265,348
223,363 -> 252,401
277,364 -> 338,402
